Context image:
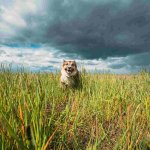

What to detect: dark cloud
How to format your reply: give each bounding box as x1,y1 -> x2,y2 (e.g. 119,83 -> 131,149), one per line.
8,0 -> 149,59
125,52 -> 150,66
107,52 -> 150,71
1,0 -> 150,61
108,62 -> 127,69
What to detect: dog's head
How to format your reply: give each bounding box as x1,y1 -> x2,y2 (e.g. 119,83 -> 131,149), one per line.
61,60 -> 78,76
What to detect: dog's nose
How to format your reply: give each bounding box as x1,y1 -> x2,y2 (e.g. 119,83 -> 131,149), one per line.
68,67 -> 71,69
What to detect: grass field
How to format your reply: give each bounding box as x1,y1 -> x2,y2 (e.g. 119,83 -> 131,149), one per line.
0,67 -> 150,150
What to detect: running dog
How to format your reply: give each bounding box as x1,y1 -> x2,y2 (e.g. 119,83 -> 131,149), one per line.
60,60 -> 81,89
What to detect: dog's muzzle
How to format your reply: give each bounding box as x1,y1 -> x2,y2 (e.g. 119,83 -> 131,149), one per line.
65,67 -> 74,74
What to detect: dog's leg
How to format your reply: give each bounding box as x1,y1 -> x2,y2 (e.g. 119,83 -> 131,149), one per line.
60,82 -> 67,89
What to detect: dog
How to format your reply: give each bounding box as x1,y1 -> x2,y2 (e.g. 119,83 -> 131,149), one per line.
60,60 -> 81,89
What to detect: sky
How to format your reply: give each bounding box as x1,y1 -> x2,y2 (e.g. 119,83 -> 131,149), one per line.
0,0 -> 150,73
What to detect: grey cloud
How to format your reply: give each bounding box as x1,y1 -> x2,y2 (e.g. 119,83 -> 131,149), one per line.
107,52 -> 150,72
36,66 -> 56,72
125,52 -> 150,66
1,0 -> 150,60
0,50 -> 6,54
108,62 -> 127,69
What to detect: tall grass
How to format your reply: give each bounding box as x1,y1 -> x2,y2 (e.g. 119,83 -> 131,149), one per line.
0,67 -> 150,150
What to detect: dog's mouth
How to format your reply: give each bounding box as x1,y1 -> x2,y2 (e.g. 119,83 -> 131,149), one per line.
65,68 -> 74,74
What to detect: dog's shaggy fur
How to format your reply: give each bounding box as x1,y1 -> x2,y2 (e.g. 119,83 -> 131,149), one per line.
60,60 -> 81,89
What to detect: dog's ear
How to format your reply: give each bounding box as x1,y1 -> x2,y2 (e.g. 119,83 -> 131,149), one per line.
62,60 -> 66,66
73,60 -> 77,67
74,60 -> 77,64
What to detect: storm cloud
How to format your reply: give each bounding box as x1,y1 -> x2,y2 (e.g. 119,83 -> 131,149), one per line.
0,0 -> 150,73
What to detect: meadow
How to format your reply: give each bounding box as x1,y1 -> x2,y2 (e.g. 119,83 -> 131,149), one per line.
0,67 -> 150,150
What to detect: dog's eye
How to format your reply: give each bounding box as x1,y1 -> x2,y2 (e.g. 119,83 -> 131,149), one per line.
65,63 -> 68,65
71,64 -> 75,66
